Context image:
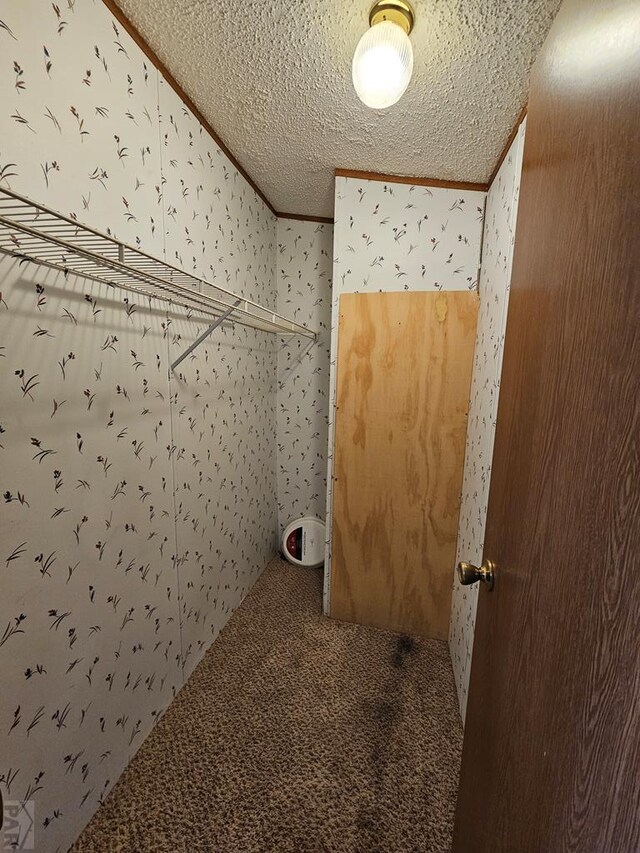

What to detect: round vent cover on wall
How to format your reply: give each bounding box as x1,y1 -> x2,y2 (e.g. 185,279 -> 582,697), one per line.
281,517 -> 326,568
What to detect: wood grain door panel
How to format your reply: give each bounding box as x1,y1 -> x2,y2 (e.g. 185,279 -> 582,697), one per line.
453,0 -> 640,849
330,291 -> 478,639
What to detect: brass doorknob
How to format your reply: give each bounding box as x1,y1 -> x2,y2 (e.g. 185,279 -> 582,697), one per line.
457,558 -> 495,591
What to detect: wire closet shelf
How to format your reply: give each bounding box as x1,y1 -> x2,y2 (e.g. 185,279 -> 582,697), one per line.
0,186 -> 316,341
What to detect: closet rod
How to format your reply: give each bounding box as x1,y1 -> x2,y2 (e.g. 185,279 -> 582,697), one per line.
0,187 -> 316,343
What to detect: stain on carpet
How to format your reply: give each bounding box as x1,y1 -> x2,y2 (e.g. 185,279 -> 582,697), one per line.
72,557 -> 462,853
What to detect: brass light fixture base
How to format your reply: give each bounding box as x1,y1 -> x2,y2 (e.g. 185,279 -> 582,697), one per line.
369,0 -> 415,35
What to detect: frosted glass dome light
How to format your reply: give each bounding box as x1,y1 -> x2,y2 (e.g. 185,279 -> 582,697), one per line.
352,1 -> 415,110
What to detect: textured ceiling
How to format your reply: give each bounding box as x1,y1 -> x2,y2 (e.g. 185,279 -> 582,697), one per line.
114,0 -> 561,217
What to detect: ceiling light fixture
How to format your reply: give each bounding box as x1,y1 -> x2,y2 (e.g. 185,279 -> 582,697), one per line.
352,0 -> 415,110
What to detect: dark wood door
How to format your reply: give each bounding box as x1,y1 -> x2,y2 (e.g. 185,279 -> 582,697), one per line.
453,0 -> 640,850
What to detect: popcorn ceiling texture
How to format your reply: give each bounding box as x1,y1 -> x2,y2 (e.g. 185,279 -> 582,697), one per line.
115,0 -> 561,217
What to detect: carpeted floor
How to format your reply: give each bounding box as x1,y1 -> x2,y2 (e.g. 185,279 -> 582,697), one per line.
73,556 -> 462,853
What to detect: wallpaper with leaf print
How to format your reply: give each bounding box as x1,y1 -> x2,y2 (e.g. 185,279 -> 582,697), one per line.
159,76 -> 278,681
0,268 -> 182,853
449,122 -> 527,722
276,218 -> 333,536
324,176 -> 486,613
0,2 -> 279,851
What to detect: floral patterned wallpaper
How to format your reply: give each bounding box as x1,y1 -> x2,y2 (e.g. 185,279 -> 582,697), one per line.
324,176 -> 487,612
0,266 -> 182,852
159,76 -> 278,681
276,218 -> 333,536
0,0 -> 162,253
449,122 -> 527,721
0,1 -> 278,850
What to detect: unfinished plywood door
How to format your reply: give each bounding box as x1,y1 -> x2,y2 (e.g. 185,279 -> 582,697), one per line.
330,291 -> 478,639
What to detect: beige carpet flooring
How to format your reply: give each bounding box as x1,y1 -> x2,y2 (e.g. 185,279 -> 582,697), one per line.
73,556 -> 463,853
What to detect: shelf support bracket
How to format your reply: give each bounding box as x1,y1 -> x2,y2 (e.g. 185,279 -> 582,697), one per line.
171,299 -> 241,372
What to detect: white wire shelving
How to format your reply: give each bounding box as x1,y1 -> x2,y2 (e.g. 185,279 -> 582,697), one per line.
0,186 -> 316,368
